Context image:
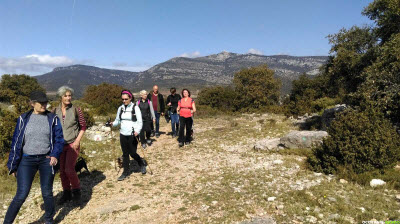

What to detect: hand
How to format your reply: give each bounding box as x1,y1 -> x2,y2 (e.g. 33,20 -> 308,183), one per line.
71,141 -> 80,152
161,112 -> 164,116
49,157 -> 58,166
153,119 -> 156,122
167,102 -> 171,106
12,172 -> 17,177
134,132 -> 139,136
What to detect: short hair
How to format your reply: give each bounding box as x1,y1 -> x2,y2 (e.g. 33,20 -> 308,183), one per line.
57,86 -> 74,97
140,90 -> 147,95
181,89 -> 191,97
170,87 -> 176,94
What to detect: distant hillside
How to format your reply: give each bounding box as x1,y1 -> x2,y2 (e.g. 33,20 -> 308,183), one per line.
35,52 -> 328,97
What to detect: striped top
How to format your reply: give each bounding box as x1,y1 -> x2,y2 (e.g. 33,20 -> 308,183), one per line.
62,107 -> 87,131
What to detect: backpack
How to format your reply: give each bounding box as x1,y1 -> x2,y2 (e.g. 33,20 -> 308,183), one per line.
137,99 -> 150,106
119,103 -> 137,122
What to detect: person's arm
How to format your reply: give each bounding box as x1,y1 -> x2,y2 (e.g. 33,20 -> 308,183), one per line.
149,101 -> 156,121
192,101 -> 196,113
7,117 -> 21,175
72,108 -> 87,151
49,116 -> 64,165
166,95 -> 171,106
177,100 -> 181,114
160,94 -> 165,115
133,106 -> 142,136
112,107 -> 122,127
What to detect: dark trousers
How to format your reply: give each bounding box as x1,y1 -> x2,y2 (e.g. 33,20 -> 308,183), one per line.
178,116 -> 193,143
155,112 -> 161,133
120,134 -> 144,174
4,155 -> 55,224
140,129 -> 151,143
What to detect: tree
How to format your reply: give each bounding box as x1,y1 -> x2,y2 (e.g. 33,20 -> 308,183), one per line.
197,86 -> 236,111
233,65 -> 281,111
0,74 -> 46,113
82,83 -> 124,115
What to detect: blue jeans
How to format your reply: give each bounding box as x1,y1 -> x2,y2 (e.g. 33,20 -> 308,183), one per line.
4,155 -> 55,224
170,113 -> 179,134
155,112 -> 161,134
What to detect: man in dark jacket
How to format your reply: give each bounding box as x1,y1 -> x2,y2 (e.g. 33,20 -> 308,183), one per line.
147,85 -> 165,138
166,87 -> 181,137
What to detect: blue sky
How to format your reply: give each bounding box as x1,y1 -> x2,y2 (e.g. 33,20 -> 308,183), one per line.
0,0 -> 373,75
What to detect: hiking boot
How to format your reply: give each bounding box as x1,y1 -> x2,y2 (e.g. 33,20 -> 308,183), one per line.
118,173 -> 128,181
58,190 -> 72,205
172,133 -> 176,138
141,165 -> 147,175
146,139 -> 152,145
179,142 -> 184,147
142,143 -> 147,149
72,189 -> 81,203
155,133 -> 160,138
150,131 -> 155,137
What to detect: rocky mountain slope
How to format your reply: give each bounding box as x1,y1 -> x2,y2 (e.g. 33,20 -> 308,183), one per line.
36,52 -> 328,97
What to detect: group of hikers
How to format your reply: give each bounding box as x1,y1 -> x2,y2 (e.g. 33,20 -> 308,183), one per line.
4,85 -> 196,224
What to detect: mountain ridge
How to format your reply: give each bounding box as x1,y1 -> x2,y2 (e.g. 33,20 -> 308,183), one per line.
36,51 -> 328,97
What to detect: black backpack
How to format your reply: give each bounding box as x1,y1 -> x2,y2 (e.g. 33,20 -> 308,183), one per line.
119,103 -> 137,122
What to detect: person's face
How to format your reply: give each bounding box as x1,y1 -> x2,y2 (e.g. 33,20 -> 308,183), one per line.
171,89 -> 176,95
62,91 -> 72,105
183,90 -> 189,97
141,94 -> 147,100
153,86 -> 159,94
32,101 -> 47,114
121,94 -> 131,105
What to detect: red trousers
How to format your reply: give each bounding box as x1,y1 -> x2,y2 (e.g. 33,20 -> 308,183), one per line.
59,143 -> 80,190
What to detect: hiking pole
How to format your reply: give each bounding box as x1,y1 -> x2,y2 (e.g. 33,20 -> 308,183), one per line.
133,128 -> 154,175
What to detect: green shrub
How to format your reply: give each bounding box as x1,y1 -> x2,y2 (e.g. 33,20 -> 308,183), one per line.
0,109 -> 19,155
307,107 -> 400,174
82,83 -> 124,115
197,86 -> 236,112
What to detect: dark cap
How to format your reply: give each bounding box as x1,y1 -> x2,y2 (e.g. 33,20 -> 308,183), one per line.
30,91 -> 48,103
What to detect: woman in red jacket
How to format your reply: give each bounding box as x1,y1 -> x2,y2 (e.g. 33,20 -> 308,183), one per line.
177,89 -> 196,147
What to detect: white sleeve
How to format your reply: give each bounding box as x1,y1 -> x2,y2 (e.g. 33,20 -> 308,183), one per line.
133,106 -> 142,133
113,106 -> 122,127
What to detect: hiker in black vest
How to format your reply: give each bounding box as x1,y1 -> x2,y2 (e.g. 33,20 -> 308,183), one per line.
147,85 -> 165,138
166,87 -> 181,138
110,90 -> 146,181
137,90 -> 156,149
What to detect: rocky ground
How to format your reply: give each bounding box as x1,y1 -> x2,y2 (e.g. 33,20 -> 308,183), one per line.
1,113 -> 399,223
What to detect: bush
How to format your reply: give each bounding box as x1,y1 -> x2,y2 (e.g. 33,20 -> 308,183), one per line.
82,83 -> 124,115
0,109 -> 19,155
233,65 -> 281,111
197,86 -> 236,112
307,107 -> 400,174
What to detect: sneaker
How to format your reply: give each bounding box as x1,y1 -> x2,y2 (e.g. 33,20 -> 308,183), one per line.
141,165 -> 147,175
58,190 -> 72,205
118,173 -> 128,181
142,143 -> 147,149
172,133 -> 176,138
155,133 -> 160,138
150,131 -> 155,137
146,139 -> 152,145
72,189 -> 82,204
179,142 -> 184,147
185,142 -> 190,145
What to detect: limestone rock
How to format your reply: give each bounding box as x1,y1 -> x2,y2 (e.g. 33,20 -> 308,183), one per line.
321,104 -> 347,130
280,131 -> 328,149
254,138 -> 281,151
370,179 -> 386,187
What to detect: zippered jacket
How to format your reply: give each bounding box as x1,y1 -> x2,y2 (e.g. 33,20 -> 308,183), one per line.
113,102 -> 143,136
7,110 -> 64,175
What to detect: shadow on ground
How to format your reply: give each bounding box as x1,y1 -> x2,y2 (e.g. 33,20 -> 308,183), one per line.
29,170 -> 106,224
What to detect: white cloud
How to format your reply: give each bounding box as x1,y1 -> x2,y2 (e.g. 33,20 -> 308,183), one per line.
104,62 -> 152,72
179,51 -> 201,58
0,54 -> 76,76
247,48 -> 263,55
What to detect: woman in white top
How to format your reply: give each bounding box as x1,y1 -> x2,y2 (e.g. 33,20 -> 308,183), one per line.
111,90 -> 146,181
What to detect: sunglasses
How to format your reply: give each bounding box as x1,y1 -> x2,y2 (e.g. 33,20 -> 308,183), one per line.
122,98 -> 130,101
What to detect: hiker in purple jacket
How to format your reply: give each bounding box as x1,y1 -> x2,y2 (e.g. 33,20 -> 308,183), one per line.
137,90 -> 156,148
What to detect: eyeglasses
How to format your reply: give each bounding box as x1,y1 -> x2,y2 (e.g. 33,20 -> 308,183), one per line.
122,98 -> 130,101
